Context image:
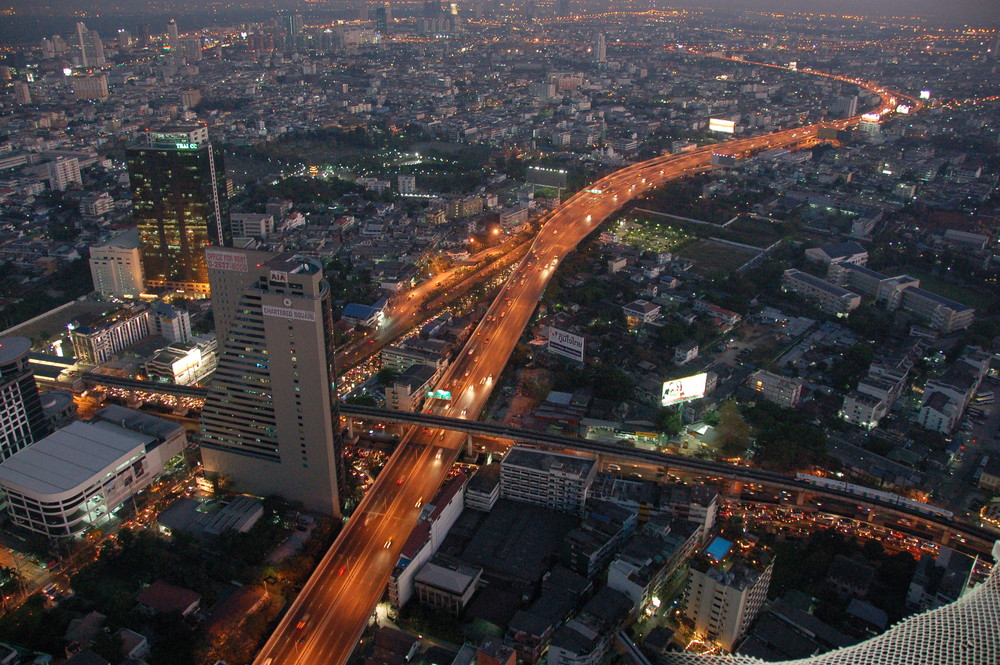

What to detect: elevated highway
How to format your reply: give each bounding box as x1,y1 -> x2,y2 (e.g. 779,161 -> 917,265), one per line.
339,405 -> 996,553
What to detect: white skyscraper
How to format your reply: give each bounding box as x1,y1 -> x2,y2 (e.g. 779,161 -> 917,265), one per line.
75,22 -> 106,67
89,229 -> 145,299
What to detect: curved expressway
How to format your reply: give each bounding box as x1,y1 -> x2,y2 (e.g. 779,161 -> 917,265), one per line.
254,109 -> 911,665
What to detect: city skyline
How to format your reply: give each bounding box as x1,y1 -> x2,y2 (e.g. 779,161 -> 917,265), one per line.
0,5 -> 997,665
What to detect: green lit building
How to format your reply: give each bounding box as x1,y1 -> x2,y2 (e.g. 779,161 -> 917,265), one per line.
127,123 -> 230,295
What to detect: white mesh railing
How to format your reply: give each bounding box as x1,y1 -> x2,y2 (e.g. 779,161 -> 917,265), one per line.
659,563 -> 1000,665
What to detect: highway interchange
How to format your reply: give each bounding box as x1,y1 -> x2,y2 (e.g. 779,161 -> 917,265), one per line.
252,95 -> 915,665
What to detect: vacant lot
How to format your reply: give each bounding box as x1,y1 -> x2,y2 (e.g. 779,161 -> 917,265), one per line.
675,239 -> 757,279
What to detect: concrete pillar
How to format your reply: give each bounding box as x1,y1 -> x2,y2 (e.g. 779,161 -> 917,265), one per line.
937,528 -> 952,545
795,491 -> 806,506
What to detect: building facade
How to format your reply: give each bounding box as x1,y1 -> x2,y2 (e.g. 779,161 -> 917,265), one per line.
748,370 -> 802,408
128,123 -> 229,295
70,304 -> 151,364
0,337 -> 52,462
683,551 -> 774,651
782,269 -> 861,316
0,408 -> 184,538
199,248 -> 343,516
89,229 -> 145,299
500,447 -> 597,515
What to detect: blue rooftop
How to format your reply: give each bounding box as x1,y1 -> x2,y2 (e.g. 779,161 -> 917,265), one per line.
342,303 -> 374,319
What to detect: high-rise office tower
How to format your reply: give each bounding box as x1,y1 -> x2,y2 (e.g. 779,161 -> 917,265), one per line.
992,31 -> 1000,61
75,22 -> 106,67
283,12 -> 304,51
200,248 -> 344,516
167,19 -> 179,47
117,29 -> 132,48
127,123 -> 229,295
285,12 -> 304,36
596,31 -> 607,63
136,23 -> 151,44
375,4 -> 392,34
0,337 -> 52,462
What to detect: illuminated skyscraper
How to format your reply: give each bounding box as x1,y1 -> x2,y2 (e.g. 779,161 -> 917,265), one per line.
596,32 -> 607,63
127,123 -> 229,295
0,336 -> 51,462
200,248 -> 344,516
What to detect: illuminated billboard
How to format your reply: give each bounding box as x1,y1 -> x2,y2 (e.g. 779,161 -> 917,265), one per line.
661,373 -> 708,406
527,166 -> 568,189
548,327 -> 585,363
895,104 -> 911,114
919,90 -> 931,100
426,389 -> 452,401
709,118 -> 736,134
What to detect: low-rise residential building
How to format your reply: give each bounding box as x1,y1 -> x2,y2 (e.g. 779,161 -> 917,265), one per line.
547,587 -> 632,665
804,241 -> 868,267
562,500 -> 637,578
500,447 -> 597,515
607,518 -> 701,613
748,370 -> 802,408
466,462 -> 501,512
229,212 -> 275,240
841,391 -> 888,430
388,473 -> 468,608
782,269 -> 861,317
622,300 -> 661,327
900,288 -> 975,334
70,303 -> 151,364
674,341 -> 699,366
414,556 -> 482,614
384,363 -> 436,412
916,391 -> 963,434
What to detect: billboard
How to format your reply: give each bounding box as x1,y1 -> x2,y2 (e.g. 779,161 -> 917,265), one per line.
527,166 -> 568,189
919,90 -> 931,100
709,118 -> 736,134
661,373 -> 708,407
205,248 -> 248,272
548,327 -> 585,363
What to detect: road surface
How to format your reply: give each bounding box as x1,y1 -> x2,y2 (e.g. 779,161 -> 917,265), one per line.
252,117 -> 874,665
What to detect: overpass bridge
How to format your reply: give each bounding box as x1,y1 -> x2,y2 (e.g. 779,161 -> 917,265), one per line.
340,405 -> 998,552
73,372 -> 996,553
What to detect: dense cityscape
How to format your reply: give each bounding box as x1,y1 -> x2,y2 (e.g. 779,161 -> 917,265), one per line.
0,1 -> 998,664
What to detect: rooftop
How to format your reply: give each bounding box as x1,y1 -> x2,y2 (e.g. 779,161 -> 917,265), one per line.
0,420 -> 152,496
0,335 -> 31,365
502,447 -> 596,478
